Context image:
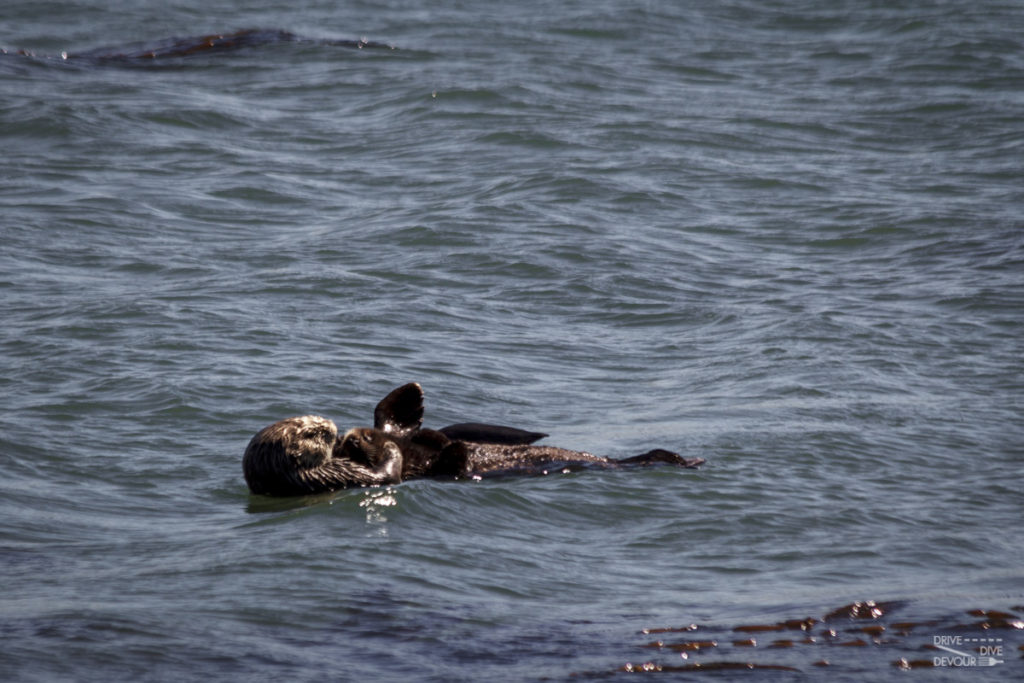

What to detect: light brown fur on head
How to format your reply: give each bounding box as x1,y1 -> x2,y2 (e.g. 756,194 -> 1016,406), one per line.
265,415 -> 337,467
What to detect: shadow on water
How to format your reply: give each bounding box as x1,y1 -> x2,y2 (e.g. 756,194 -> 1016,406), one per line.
1,28 -> 395,66
240,485 -> 402,526
241,488 -> 348,518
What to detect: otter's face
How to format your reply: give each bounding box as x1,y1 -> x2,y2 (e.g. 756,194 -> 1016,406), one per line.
337,427 -> 403,482
333,430 -> 401,483
263,415 -> 338,469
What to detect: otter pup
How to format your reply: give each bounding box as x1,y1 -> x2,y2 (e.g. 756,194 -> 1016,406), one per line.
243,383 -> 704,496
242,415 -> 403,496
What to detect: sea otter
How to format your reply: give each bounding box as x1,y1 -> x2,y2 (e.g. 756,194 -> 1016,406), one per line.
1,29 -> 394,63
243,383 -> 705,496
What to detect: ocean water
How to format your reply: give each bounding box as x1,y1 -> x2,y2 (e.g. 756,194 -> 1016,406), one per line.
1,1 -> 1022,680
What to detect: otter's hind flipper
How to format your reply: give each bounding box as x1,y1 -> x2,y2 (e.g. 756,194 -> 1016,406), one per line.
621,449 -> 705,469
374,382 -> 424,436
438,423 -> 548,445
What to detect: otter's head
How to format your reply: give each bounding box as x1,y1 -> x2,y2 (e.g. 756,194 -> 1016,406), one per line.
243,415 -> 338,494
243,417 -> 407,496
337,427 -> 403,482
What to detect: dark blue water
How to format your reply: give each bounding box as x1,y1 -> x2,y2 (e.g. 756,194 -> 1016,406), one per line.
2,1 -> 1022,680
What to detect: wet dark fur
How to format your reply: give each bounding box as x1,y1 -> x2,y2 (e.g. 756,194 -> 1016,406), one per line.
243,383 -> 704,496
2,29 -> 393,64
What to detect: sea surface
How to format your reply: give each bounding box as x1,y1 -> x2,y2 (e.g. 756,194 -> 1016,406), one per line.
2,1 -> 1022,680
